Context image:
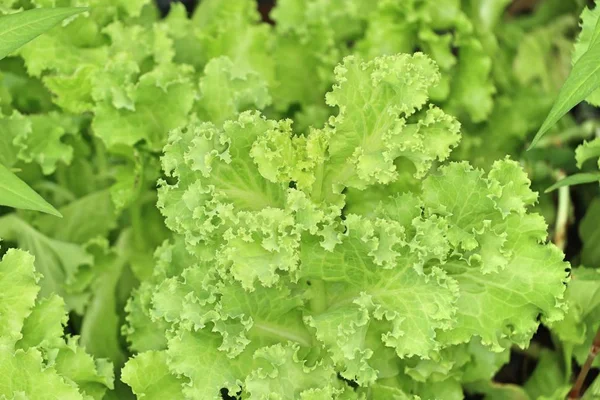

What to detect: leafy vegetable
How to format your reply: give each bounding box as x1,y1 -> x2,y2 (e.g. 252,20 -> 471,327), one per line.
120,53 -> 568,399
0,0 -> 592,398
0,249 -> 113,399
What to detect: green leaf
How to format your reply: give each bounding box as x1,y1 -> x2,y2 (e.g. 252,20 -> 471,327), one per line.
0,163 -> 61,217
583,373 -> 600,399
523,349 -> 570,399
33,190 -> 117,244
0,7 -> 85,218
545,172 -> 600,193
580,199 -> 600,267
79,242 -> 127,366
122,351 -> 185,399
576,137 -> 600,169
551,267 -> 600,369
0,7 -> 87,61
572,1 -> 600,106
530,18 -> 600,148
0,249 -> 114,400
0,214 -> 93,310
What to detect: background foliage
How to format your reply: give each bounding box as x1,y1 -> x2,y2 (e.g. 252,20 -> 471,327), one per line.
1,0 -> 600,399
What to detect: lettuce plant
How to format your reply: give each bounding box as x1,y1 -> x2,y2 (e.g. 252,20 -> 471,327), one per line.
121,53 -> 569,399
0,0 -> 587,399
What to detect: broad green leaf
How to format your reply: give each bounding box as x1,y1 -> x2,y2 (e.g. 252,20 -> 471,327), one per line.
122,351 -> 185,399
0,163 -> 61,217
530,16 -> 600,148
0,7 -> 87,60
545,172 -> 600,193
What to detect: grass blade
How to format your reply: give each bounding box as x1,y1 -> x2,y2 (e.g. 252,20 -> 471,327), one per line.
545,172 -> 600,193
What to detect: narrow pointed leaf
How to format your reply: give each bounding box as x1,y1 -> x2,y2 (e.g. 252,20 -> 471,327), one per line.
0,7 -> 87,61
530,17 -> 600,149
545,172 -> 600,193
0,164 -> 61,217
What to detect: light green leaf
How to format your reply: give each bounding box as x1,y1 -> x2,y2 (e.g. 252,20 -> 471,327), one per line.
16,294 -> 67,351
0,249 -> 40,347
551,267 -> 600,364
15,112 -> 78,175
92,63 -> 195,150
425,163 -> 568,350
122,351 -> 185,400
0,163 -> 61,217
0,349 -> 85,400
576,137 -> 600,169
531,18 -> 600,148
0,214 -> 93,310
196,56 -> 271,127
573,1 -> 600,106
244,343 -> 341,399
0,249 -> 113,399
0,7 -> 86,60
300,214 -> 459,374
545,172 -> 600,193
0,112 -> 30,168
122,283 -> 169,353
166,328 -> 246,399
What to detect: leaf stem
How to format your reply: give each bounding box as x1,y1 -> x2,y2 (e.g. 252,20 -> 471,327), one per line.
568,327 -> 600,399
554,170 -> 570,251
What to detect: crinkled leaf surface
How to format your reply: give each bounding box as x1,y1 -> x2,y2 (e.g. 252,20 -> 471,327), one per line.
123,53 -> 567,399
0,249 -> 113,399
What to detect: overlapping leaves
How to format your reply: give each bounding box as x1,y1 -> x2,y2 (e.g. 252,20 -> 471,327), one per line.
0,0 -> 580,398
122,53 -> 568,399
0,249 -> 113,399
